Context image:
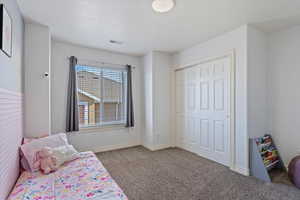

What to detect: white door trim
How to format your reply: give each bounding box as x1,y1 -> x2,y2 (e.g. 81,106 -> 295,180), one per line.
173,50 -> 236,171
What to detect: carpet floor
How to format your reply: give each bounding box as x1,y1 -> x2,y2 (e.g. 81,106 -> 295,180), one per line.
96,146 -> 300,200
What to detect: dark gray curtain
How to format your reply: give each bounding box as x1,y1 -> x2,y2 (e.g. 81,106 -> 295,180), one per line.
66,56 -> 79,132
126,65 -> 134,127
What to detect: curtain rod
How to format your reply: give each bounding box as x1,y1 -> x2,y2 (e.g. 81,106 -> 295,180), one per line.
67,57 -> 136,69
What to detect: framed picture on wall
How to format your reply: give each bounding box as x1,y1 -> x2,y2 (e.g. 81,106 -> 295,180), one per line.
0,4 -> 12,57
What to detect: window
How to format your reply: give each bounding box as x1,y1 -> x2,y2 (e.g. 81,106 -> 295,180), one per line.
76,65 -> 127,128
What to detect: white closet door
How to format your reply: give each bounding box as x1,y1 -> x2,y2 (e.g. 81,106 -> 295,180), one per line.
175,57 -> 231,166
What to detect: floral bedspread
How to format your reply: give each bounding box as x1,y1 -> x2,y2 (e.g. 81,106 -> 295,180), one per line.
8,152 -> 128,200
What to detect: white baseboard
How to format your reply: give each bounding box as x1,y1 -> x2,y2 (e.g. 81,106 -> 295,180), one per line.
92,142 -> 141,153
231,165 -> 250,176
142,143 -> 172,151
142,144 -> 154,151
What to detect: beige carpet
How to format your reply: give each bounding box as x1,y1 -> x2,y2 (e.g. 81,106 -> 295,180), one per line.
96,146 -> 300,200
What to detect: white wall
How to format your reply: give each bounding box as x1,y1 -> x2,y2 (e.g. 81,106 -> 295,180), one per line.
51,41 -> 143,152
268,26 -> 300,165
143,52 -> 154,148
172,25 -> 249,175
247,26 -> 268,139
0,0 -> 24,93
152,52 -> 172,149
142,51 -> 172,150
24,23 -> 51,137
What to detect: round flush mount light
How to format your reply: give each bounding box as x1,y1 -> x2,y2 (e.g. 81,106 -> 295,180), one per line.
152,0 -> 175,13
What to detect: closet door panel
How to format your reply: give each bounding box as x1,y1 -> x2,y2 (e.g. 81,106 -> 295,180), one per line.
175,57 -> 231,167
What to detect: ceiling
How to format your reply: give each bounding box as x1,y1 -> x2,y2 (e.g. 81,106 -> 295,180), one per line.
17,0 -> 300,56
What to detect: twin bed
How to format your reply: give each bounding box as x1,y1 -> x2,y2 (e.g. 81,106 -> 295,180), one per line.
8,152 -> 128,200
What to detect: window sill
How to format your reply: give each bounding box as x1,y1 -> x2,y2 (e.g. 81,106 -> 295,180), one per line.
73,124 -> 127,134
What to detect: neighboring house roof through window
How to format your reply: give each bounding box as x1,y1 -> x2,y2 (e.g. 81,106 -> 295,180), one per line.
77,89 -> 101,102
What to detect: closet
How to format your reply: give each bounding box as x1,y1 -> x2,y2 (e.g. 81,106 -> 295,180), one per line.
175,56 -> 232,166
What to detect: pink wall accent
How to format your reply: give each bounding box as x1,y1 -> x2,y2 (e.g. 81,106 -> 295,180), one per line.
0,88 -> 23,200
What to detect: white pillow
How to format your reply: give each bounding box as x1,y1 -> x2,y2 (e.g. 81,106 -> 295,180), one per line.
21,133 -> 69,172
52,145 -> 79,167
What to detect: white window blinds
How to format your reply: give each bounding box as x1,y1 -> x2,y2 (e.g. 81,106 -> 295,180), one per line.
76,65 -> 127,128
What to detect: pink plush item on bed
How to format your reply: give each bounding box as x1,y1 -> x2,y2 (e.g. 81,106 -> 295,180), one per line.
20,135 -> 48,172
20,133 -> 69,172
34,147 -> 58,174
8,152 -> 128,200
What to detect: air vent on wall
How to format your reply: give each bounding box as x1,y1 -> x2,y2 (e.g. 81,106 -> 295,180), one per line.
109,40 -> 123,45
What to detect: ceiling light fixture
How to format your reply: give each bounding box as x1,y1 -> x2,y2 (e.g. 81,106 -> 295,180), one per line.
152,0 -> 175,13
